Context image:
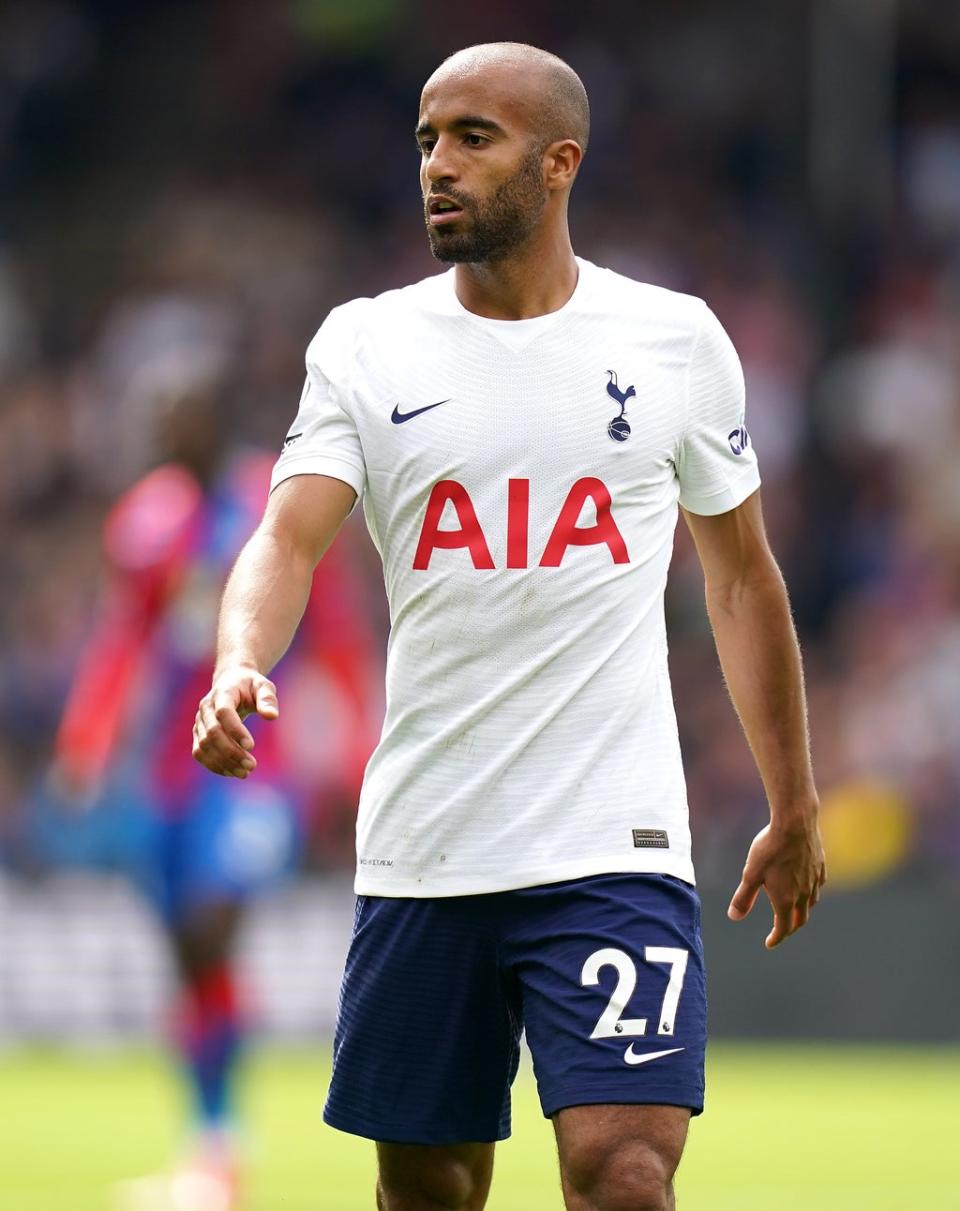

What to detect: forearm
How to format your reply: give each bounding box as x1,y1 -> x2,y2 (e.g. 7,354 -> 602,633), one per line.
706,568 -> 817,826
216,525 -> 315,677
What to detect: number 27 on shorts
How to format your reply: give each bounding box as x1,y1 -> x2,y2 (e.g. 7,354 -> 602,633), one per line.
581,946 -> 689,1052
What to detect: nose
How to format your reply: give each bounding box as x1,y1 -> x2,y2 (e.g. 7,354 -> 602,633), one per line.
424,135 -> 458,185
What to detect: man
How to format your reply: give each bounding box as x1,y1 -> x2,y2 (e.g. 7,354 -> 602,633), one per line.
50,359 -> 377,1210
193,42 -> 825,1211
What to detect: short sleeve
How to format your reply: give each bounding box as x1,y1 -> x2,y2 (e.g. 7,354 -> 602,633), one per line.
676,305 -> 761,516
271,310 -> 366,499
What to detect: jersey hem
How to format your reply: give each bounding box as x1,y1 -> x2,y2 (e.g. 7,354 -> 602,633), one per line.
270,454 -> 365,498
353,852 -> 696,898
322,1105 -> 510,1145
539,1083 -> 705,1119
679,467 -> 761,517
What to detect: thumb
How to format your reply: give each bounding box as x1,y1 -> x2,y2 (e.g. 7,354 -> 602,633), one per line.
728,875 -> 761,921
255,679 -> 279,719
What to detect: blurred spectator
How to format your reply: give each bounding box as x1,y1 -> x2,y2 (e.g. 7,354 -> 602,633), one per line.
22,347 -> 381,1205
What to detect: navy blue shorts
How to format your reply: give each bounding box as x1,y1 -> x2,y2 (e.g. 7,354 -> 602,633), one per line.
324,873 -> 706,1145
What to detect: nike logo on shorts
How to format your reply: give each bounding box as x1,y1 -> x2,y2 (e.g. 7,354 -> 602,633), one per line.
623,1045 -> 685,1066
391,399 -> 451,424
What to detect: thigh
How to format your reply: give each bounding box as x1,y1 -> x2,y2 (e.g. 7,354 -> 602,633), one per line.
508,874 -> 707,1120
324,893 -> 522,1146
553,1103 -> 690,1211
376,1141 -> 495,1211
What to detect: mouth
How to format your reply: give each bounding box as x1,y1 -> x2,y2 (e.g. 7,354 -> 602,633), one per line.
427,194 -> 465,227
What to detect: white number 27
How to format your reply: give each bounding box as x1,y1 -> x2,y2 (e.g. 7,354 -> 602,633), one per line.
580,947 -> 689,1039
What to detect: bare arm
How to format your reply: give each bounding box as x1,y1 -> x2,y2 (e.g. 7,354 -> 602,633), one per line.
682,489 -> 826,948
192,474 -> 357,778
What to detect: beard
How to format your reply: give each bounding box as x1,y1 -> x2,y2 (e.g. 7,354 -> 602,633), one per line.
424,147 -> 548,264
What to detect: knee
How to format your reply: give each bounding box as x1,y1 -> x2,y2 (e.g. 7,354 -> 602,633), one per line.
562,1138 -> 673,1211
377,1154 -> 478,1210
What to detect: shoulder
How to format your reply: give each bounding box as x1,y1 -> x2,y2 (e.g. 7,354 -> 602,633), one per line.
305,297 -> 372,364
580,259 -> 710,334
367,269 -> 456,320
308,271 -> 453,356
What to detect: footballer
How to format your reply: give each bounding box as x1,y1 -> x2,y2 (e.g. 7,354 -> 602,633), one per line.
194,42 -> 825,1211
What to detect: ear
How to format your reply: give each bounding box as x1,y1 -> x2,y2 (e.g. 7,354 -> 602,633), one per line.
543,139 -> 583,191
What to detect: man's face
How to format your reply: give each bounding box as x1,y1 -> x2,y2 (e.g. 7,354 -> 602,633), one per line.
417,71 -> 547,263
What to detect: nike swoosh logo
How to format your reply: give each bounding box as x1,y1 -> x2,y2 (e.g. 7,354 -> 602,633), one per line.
623,1045 -> 685,1066
391,399 -> 451,424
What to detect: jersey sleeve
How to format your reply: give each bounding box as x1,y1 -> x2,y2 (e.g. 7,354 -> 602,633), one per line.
675,305 -> 761,516
271,306 -> 367,499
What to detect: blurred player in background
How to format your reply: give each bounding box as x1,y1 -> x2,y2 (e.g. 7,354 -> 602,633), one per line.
194,42 -> 825,1211
48,352 -> 380,1211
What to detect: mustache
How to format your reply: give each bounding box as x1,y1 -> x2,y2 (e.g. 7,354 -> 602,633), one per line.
425,188 -> 472,211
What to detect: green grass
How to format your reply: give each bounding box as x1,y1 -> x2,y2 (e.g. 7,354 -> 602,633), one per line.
0,1044 -> 957,1209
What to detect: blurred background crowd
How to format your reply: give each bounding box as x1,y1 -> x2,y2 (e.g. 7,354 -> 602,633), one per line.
1,0 -> 959,1017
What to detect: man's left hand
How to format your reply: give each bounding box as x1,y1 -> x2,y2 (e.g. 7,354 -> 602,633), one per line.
727,818 -> 826,948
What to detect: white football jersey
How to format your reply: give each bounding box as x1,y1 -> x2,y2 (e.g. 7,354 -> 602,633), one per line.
271,258 -> 760,896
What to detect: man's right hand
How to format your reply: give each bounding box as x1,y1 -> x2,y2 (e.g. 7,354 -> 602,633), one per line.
192,668 -> 279,778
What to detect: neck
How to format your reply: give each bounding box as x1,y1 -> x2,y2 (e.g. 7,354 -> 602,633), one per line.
453,223 -> 578,320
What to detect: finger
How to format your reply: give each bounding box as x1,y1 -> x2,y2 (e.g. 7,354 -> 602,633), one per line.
197,702 -> 256,774
192,715 -> 210,764
204,697 -> 256,761
793,897 -> 811,931
194,719 -> 231,776
255,679 -> 279,720
765,900 -> 797,949
727,875 -> 761,921
212,694 -> 256,748
192,719 -> 225,775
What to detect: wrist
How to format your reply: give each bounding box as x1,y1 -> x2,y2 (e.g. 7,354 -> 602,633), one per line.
769,796 -> 820,832
213,657 -> 262,681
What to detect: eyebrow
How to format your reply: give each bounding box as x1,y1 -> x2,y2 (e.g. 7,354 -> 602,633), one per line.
415,115 -> 506,140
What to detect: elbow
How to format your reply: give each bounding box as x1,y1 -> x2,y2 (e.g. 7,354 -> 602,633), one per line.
705,564 -> 787,619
